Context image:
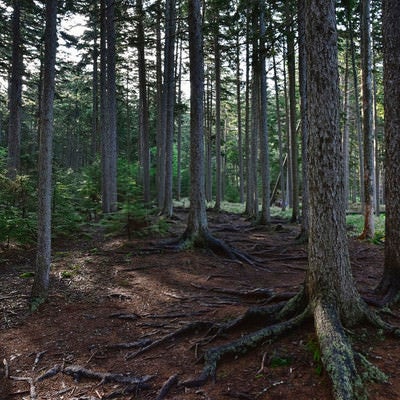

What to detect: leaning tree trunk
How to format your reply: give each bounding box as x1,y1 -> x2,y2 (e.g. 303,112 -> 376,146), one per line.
31,0 -> 57,304
376,0 -> 400,303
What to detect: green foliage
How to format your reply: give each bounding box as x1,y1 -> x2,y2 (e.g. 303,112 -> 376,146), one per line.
269,354 -> 292,368
306,337 -> 323,376
19,271 -> 35,278
61,264 -> 81,279
52,168 -> 86,237
346,213 -> 385,242
0,163 -> 37,245
30,296 -> 46,313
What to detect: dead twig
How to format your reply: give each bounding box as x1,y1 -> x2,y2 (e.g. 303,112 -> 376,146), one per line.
256,352 -> 268,375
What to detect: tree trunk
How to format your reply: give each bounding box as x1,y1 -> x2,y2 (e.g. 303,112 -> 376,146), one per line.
297,0 -> 308,239
272,51 -> 286,211
213,22 -> 222,212
348,11 -> 364,211
258,0 -> 270,225
160,0 -> 176,217
155,0 -> 164,207
136,0 -> 151,204
185,0 -> 208,239
306,1 -> 367,397
376,0 -> 400,302
359,0 -> 375,239
287,25 -> 298,223
7,0 -> 23,179
31,0 -> 57,303
235,35 -> 244,204
100,0 -> 118,214
342,37 -> 351,210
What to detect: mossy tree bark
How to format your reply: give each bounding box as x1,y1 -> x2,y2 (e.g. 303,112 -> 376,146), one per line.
376,0 -> 400,304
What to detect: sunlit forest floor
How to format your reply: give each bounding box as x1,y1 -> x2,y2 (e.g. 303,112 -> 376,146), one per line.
0,208 -> 399,399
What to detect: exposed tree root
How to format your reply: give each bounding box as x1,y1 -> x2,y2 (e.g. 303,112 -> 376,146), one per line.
162,228 -> 260,267
63,365 -> 153,386
182,307 -> 311,387
163,288 -> 391,400
374,280 -> 400,307
190,283 -> 274,299
155,374 -> 179,400
125,321 -> 214,360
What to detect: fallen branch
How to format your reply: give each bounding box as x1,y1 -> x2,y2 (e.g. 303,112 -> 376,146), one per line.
9,375 -> 37,400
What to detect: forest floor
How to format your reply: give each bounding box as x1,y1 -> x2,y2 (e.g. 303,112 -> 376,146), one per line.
1,207 -> 399,400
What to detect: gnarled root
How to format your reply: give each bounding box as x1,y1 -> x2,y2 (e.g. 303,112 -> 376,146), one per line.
314,301 -> 365,400
163,228 -> 259,266
183,306 -> 311,387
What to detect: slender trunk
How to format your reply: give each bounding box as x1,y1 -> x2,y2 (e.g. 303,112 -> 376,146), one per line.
31,0 -> 57,302
185,0 -> 208,235
258,0 -> 270,225
7,0 -> 23,179
283,49 -> 292,209
91,3 -> 99,161
298,0 -> 308,237
287,14 -> 299,223
359,0 -> 375,239
376,0 -> 400,298
273,52 -> 286,211
348,14 -> 364,210
136,0 -> 150,203
343,38 -> 351,209
155,0 -> 164,207
236,36 -> 244,204
214,25 -> 222,211
161,0 -> 176,216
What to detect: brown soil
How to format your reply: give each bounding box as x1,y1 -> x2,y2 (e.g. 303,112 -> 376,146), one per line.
0,208 -> 399,400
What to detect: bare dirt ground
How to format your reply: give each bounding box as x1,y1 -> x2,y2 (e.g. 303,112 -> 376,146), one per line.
1,208 -> 399,400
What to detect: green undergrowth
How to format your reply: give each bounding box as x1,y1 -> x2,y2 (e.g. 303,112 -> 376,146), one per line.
346,214 -> 385,243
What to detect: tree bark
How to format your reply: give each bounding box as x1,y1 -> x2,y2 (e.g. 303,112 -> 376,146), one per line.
258,0 -> 270,225
185,0 -> 208,239
286,4 -> 299,223
359,0 -> 375,239
305,1 -> 368,397
7,0 -> 23,179
160,0 -> 176,217
100,0 -> 118,214
376,0 -> 400,302
297,0 -> 308,239
136,0 -> 151,204
213,21 -> 222,212
31,0 -> 57,303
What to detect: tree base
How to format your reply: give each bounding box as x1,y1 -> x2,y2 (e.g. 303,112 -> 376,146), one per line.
163,227 -> 259,266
